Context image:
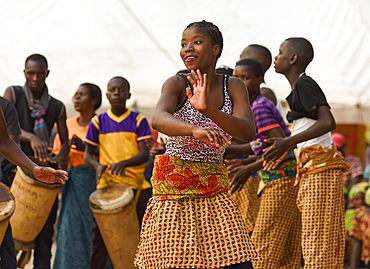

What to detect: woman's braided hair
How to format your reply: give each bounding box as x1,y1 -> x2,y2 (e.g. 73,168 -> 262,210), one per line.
184,20 -> 223,60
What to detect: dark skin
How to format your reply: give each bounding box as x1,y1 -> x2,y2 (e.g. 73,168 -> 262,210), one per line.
229,126 -> 285,194
224,64 -> 286,193
84,78 -> 149,183
146,136 -> 166,156
240,46 -> 277,106
70,85 -> 97,151
0,101 -> 68,184
262,40 -> 336,169
4,60 -> 69,168
152,27 -> 255,148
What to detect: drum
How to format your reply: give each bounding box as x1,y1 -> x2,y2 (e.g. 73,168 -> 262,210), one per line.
10,167 -> 62,250
0,182 -> 15,245
89,184 -> 140,269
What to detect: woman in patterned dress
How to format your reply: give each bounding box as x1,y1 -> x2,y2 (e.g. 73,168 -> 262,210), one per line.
134,21 -> 258,269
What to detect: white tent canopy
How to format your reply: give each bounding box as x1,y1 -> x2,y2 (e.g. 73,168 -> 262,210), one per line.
1,0 -> 369,124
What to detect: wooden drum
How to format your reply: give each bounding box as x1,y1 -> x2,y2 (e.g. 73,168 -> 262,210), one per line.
89,184 -> 140,269
10,167 -> 62,250
0,182 -> 15,245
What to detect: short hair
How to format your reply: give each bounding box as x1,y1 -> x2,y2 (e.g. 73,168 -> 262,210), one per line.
184,20 -> 223,60
79,83 -> 102,110
216,65 -> 233,76
235,58 -> 263,79
240,44 -> 272,73
108,76 -> 130,92
25,54 -> 48,69
285,37 -> 314,68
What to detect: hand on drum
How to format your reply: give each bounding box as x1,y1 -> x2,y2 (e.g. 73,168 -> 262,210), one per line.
33,166 -> 68,184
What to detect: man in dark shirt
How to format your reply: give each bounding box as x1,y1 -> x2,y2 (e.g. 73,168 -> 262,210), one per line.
3,54 -> 69,269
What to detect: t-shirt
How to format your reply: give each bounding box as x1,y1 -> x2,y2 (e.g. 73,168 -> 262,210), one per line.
1,97 -> 21,135
84,109 -> 151,189
286,74 -> 330,123
53,116 -> 91,168
11,86 -> 65,156
250,94 -> 290,155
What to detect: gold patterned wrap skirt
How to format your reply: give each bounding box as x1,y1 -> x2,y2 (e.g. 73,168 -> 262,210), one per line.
229,174 -> 260,233
134,155 -> 258,269
295,146 -> 350,269
252,176 -> 301,269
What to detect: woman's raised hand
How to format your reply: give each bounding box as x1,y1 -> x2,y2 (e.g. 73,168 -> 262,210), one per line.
187,69 -> 208,111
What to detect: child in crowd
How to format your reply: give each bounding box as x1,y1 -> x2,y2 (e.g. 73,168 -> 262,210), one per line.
227,58 -> 301,268
239,44 -> 284,119
332,132 -> 364,190
345,182 -> 370,268
134,20 -> 258,269
262,37 -> 349,268
83,76 -> 151,269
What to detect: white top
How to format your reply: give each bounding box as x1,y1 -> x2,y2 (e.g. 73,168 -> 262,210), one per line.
291,117 -> 332,149
260,82 -> 285,121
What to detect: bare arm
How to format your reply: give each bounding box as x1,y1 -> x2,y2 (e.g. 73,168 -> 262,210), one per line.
0,102 -> 67,184
260,87 -> 277,106
48,108 -> 70,168
84,145 -> 105,183
263,105 -> 336,161
224,143 -> 253,159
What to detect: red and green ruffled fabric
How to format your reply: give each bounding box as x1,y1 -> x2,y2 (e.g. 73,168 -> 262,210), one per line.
151,155 -> 229,201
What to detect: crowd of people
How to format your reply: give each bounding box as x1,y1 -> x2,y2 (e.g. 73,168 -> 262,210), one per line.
0,19 -> 366,269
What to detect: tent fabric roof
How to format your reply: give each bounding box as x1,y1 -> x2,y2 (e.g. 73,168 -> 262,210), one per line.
0,0 -> 369,123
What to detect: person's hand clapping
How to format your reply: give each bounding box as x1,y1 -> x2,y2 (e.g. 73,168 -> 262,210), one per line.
71,134 -> 85,151
192,126 -> 230,149
229,165 -> 254,194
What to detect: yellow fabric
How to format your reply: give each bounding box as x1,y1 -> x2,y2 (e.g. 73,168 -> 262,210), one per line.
97,171 -> 150,190
97,131 -> 149,189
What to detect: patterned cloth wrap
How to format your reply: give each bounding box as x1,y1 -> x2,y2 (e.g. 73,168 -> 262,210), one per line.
348,206 -> 370,261
294,145 -> 350,186
151,154 -> 229,201
259,150 -> 297,184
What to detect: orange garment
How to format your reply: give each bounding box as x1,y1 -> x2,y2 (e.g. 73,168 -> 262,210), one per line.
53,116 -> 91,168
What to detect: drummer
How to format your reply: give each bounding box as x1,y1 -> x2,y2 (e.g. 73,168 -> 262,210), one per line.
3,53 -> 70,269
0,95 -> 68,269
84,76 -> 151,269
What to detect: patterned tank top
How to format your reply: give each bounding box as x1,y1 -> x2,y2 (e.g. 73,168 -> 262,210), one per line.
165,74 -> 233,164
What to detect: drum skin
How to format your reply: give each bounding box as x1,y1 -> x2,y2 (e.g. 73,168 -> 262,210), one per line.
10,167 -> 62,249
0,182 -> 15,245
90,184 -> 140,269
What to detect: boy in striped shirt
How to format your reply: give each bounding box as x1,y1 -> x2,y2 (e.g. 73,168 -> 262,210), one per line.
228,58 -> 301,268
84,76 -> 151,269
